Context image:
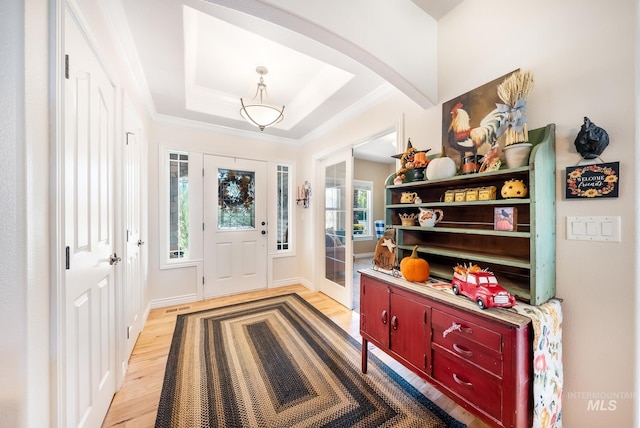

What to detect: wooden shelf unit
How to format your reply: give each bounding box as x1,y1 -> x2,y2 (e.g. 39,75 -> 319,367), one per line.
385,124 -> 556,305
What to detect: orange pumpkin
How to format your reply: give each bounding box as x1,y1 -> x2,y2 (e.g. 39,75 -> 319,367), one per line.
400,245 -> 430,282
468,264 -> 482,273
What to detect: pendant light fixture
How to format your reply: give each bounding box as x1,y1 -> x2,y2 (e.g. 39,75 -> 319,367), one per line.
240,66 -> 285,131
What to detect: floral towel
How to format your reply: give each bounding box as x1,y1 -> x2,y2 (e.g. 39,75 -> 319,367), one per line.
513,299 -> 563,428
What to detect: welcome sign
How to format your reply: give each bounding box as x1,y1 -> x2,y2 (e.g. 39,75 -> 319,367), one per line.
565,161 -> 619,199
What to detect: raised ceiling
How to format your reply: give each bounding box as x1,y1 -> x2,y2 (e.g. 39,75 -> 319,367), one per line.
106,0 -> 462,143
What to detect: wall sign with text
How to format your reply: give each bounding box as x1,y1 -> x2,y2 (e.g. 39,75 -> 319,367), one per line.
565,161 -> 619,199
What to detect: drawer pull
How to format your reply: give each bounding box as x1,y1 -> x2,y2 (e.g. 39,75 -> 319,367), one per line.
442,322 -> 473,338
453,373 -> 473,388
453,343 -> 473,358
381,310 -> 388,324
391,315 -> 398,330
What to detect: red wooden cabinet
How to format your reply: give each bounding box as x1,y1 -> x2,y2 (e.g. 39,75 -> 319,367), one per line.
359,276 -> 389,351
360,275 -> 429,376
360,270 -> 532,428
389,291 -> 429,374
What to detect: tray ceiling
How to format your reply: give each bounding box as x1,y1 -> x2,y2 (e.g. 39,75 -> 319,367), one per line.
106,0 -> 462,143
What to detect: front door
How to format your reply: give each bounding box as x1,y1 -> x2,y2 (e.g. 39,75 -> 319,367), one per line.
318,151 -> 353,308
203,155 -> 268,298
63,11 -> 117,427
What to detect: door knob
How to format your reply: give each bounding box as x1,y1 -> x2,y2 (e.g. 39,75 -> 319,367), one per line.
137,239 -> 145,247
109,253 -> 121,266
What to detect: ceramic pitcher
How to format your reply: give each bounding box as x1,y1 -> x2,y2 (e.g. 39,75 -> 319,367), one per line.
400,192 -> 418,203
418,208 -> 444,227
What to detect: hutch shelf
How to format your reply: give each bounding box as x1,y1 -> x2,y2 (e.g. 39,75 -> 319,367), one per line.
385,124 -> 556,305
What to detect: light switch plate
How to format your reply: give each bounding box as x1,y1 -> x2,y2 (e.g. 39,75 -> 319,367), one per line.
566,216 -> 621,242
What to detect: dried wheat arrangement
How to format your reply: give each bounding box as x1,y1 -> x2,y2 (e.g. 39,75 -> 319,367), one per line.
498,70 -> 535,146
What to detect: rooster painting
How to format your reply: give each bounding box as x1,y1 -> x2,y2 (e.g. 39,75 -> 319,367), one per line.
448,102 -> 507,159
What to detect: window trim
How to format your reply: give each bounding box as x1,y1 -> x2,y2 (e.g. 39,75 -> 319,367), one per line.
168,151 -> 190,260
159,146 -> 203,270
353,179 -> 373,241
269,161 -> 295,257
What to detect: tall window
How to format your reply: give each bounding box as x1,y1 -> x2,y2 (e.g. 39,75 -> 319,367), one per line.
169,152 -> 189,259
353,180 -> 373,240
276,164 -> 290,250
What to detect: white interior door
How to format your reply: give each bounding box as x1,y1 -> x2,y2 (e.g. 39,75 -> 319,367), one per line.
122,98 -> 144,366
203,156 -> 268,298
318,151 -> 353,308
64,12 -> 117,428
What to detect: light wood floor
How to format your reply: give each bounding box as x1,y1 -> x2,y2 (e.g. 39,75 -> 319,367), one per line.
101,284 -> 490,427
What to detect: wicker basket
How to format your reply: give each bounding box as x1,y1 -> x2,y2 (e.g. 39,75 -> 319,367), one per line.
399,213 -> 417,226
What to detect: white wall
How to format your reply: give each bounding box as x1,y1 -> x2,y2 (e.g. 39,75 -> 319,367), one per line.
1,0 -> 56,426
0,1 -> 29,426
438,1 -> 637,426
24,1 -> 51,426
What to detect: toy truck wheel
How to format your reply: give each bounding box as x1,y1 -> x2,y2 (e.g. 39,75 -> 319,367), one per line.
476,298 -> 486,310
452,284 -> 460,295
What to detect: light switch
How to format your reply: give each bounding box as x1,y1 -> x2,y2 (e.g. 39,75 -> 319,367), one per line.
566,216 -> 621,242
585,222 -> 598,236
571,221 -> 584,235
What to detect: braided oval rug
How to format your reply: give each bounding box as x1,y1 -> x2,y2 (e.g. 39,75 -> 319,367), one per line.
155,293 -> 465,428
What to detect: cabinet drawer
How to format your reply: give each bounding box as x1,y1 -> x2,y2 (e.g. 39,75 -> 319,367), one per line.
432,308 -> 502,353
433,349 -> 502,422
432,340 -> 501,377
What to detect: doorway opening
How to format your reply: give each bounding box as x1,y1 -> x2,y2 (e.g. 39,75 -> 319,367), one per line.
351,128 -> 398,312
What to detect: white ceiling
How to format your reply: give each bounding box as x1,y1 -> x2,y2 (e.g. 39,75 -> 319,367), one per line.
353,131 -> 399,165
106,0 -> 462,154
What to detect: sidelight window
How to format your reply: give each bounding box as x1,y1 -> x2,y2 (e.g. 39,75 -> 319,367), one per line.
276,164 -> 290,251
169,152 -> 189,259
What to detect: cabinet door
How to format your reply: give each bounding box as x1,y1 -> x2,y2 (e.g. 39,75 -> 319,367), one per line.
360,277 -> 389,348
390,293 -> 428,373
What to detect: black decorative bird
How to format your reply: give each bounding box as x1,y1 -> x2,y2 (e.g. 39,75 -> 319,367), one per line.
574,117 -> 609,159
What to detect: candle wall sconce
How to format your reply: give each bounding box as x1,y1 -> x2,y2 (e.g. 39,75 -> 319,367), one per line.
296,181 -> 311,208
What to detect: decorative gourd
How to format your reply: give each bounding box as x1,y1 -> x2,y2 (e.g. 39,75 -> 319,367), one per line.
426,146 -> 457,180
399,245 -> 430,282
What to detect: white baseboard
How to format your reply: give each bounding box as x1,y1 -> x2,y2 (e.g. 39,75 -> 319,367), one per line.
150,293 -> 199,309
149,279 -> 317,310
142,302 -> 152,324
271,277 -> 315,290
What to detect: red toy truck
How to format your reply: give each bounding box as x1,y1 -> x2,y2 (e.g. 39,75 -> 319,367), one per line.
451,265 -> 516,309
